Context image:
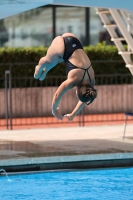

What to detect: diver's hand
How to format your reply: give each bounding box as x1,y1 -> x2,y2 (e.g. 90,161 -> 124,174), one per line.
52,107 -> 63,120
63,113 -> 75,121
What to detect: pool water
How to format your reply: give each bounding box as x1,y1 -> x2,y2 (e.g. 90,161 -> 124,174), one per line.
0,167 -> 133,200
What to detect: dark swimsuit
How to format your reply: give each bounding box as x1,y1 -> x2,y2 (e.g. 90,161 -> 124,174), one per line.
63,36 -> 92,85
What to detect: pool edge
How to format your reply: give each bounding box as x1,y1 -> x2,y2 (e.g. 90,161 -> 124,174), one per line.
0,152 -> 133,173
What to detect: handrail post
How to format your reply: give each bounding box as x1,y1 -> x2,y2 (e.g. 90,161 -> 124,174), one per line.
81,108 -> 84,126
79,108 -> 84,127
5,71 -> 9,129
5,70 -> 12,130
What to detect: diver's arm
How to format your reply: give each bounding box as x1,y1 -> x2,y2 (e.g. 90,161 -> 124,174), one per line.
64,101 -> 85,121
52,79 -> 74,120
72,100 -> 85,117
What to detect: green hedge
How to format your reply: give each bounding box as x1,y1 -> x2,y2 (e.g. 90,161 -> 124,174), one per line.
0,43 -> 130,78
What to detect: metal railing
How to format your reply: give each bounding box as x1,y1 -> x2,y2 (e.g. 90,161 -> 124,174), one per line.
5,70 -> 12,129
0,63 -> 133,129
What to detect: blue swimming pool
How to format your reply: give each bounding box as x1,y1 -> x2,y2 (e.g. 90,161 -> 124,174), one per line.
1,167 -> 133,200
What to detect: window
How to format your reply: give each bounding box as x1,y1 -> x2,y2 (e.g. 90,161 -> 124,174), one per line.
56,7 -> 86,45
0,19 -> 8,47
4,7 -> 53,47
89,8 -> 102,45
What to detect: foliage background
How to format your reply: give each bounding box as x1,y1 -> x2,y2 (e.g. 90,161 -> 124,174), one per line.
0,43 -> 130,79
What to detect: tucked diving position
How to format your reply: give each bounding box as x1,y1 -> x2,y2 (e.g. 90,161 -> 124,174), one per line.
34,32 -> 97,121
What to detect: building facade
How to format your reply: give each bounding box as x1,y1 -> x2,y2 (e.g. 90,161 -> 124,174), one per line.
0,5 -> 107,47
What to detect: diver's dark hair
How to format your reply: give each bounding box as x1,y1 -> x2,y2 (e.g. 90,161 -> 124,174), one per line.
77,83 -> 97,105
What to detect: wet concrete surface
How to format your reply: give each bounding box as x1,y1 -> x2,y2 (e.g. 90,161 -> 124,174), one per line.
0,124 -> 133,160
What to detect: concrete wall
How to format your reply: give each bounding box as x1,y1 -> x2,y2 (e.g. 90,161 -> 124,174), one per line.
0,84 -> 133,118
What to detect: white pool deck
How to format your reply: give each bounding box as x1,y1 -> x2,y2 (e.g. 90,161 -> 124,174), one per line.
0,124 -> 133,170
0,124 -> 132,141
